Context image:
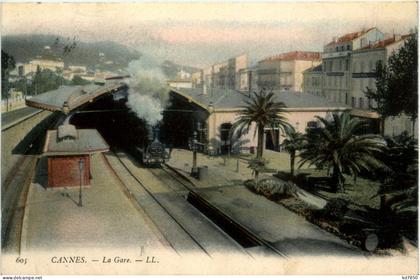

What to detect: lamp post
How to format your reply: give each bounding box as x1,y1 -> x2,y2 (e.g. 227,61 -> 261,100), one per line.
78,158 -> 84,207
191,131 -> 198,178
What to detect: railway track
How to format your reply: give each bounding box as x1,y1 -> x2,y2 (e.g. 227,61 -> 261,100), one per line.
1,110 -> 62,252
106,150 -> 287,259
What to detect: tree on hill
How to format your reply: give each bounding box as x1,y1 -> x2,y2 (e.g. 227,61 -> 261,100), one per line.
1,50 -> 16,98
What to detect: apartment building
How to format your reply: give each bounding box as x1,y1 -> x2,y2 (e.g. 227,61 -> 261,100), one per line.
192,53 -> 249,91
350,35 -> 409,109
321,27 -> 384,105
257,51 -> 321,92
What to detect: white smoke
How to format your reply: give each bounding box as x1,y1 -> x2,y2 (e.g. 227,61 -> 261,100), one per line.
125,55 -> 169,126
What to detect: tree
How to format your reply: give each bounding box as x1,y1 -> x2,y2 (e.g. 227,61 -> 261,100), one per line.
299,113 -> 387,193
232,89 -> 290,159
30,68 -> 65,95
364,61 -> 396,135
281,126 -> 305,176
365,32 -> 418,135
1,50 -> 16,99
388,32 -> 418,133
71,75 -> 91,85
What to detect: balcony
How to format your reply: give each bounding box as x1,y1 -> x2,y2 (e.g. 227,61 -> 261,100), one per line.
322,51 -> 352,59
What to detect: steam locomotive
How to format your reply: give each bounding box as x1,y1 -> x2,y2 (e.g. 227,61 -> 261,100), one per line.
134,126 -> 170,166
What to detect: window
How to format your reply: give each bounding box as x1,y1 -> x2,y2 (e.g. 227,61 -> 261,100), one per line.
220,123 -> 232,142
341,46 -> 345,51
359,97 -> 364,108
339,60 -> 342,71
345,92 -> 349,105
351,97 -> 356,107
345,59 -> 349,71
336,46 -> 339,52
347,44 -> 351,50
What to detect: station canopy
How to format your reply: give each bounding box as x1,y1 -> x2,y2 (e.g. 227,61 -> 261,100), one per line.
26,80 -> 127,113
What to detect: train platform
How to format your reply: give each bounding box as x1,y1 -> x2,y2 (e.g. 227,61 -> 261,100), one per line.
20,153 -> 170,255
166,148 -> 255,188
166,149 -> 363,256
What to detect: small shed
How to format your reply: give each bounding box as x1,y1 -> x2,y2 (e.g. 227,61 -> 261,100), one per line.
43,124 -> 109,188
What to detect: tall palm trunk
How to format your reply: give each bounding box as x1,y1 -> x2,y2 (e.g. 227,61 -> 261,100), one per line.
257,125 -> 264,159
331,164 -> 345,193
290,150 -> 295,176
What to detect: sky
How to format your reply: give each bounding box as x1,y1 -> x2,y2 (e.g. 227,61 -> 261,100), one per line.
1,2 -> 418,67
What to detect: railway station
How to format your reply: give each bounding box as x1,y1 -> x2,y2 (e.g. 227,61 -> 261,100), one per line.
0,77 -> 367,262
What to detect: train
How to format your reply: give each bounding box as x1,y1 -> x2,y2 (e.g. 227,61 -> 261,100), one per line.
134,126 -> 170,166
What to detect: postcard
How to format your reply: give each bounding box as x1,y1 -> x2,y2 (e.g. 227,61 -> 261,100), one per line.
1,1 -> 418,276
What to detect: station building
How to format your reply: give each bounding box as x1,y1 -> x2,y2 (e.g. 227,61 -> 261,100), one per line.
43,124 -> 109,188
169,87 -> 350,155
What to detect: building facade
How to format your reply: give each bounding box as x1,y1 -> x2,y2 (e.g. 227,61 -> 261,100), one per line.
192,53 -> 249,91
321,27 -> 385,105
257,51 -> 321,92
302,64 -> 323,97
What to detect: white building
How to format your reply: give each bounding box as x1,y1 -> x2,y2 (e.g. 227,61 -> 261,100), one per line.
257,51 -> 321,92
322,27 -> 384,105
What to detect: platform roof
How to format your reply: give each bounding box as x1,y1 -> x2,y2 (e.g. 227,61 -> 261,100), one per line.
170,87 -> 350,112
43,128 -> 109,156
26,81 -> 127,113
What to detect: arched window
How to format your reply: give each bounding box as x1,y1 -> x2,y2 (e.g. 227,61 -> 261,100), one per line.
220,123 -> 232,142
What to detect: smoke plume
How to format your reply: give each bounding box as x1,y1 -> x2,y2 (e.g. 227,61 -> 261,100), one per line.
125,55 -> 169,126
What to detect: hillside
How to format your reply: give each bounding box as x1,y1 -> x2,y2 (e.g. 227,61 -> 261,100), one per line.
1,34 -> 141,71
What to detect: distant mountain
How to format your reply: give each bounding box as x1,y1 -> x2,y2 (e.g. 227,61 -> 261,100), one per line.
1,34 -> 141,71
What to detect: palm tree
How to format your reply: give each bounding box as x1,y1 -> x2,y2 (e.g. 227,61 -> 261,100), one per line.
232,89 -> 290,159
281,126 -> 305,176
299,112 -> 387,193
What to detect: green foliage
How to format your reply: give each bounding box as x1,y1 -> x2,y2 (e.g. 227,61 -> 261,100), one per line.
244,178 -> 297,200
388,32 -> 418,121
2,34 -> 141,71
319,198 -> 349,221
384,131 -> 418,176
1,50 -> 16,98
365,32 -> 418,131
281,126 -> 305,176
30,69 -> 66,95
71,75 -> 91,86
232,89 -> 291,159
299,113 -> 387,192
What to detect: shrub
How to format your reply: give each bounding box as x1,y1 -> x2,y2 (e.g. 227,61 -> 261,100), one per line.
244,178 -> 297,200
321,198 -> 349,221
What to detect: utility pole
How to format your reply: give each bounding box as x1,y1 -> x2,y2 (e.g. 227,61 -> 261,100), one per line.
191,131 -> 198,178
